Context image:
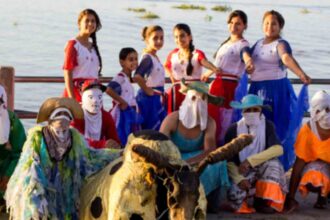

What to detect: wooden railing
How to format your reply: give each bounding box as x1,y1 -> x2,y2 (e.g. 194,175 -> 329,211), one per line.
12,76 -> 330,119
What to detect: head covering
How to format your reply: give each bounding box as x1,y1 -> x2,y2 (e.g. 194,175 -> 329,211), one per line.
0,84 -> 10,144
310,90 -> 330,120
179,79 -> 224,106
230,94 -> 271,111
37,97 -> 83,123
81,79 -> 106,93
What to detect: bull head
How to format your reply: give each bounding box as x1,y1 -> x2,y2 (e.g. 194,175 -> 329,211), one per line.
132,134 -> 253,220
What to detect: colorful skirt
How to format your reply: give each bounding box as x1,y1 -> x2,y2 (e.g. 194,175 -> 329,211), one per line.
299,160 -> 330,198
249,78 -> 308,170
227,159 -> 287,213
136,87 -> 167,130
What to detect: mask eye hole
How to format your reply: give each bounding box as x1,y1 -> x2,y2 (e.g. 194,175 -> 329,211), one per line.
191,95 -> 196,101
201,94 -> 206,100
325,107 -> 330,113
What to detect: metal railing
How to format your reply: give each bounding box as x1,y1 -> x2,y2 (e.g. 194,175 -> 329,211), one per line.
14,76 -> 330,119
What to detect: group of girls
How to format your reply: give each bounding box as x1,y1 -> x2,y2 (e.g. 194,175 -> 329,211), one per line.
62,8 -> 310,168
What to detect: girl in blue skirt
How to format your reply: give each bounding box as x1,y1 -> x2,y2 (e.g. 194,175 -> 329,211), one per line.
249,10 -> 311,169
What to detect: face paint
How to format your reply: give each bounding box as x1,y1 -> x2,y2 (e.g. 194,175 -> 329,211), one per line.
49,119 -> 70,142
317,109 -> 330,130
179,90 -> 208,130
242,112 -> 262,127
82,88 -> 103,114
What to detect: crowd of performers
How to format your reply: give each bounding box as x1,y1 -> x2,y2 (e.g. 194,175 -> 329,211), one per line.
0,7 -> 329,219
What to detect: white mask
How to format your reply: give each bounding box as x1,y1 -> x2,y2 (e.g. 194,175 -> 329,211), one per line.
179,90 -> 208,131
317,109 -> 330,130
0,86 -> 10,144
82,88 -> 103,114
49,120 -> 70,143
242,112 -> 262,127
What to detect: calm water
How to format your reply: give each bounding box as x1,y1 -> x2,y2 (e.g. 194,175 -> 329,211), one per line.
0,0 -> 329,128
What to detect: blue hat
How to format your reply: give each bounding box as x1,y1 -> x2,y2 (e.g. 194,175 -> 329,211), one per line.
230,94 -> 271,110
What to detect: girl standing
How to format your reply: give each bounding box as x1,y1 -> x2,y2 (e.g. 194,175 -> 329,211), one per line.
202,10 -> 254,144
133,25 -> 167,130
62,8 -> 102,103
165,23 -> 221,113
249,10 -> 311,169
107,47 -> 142,145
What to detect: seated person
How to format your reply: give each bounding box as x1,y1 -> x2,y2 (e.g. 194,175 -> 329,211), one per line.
286,90 -> 330,211
5,97 -> 121,219
0,85 -> 26,209
160,80 -> 229,210
225,94 -> 287,214
72,79 -> 121,149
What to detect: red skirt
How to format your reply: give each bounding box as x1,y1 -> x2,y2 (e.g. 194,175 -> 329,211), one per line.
62,78 -> 93,103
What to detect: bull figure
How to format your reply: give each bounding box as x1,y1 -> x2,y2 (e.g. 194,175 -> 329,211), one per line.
80,130 -> 253,220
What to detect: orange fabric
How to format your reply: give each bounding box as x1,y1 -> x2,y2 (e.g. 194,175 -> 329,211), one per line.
295,123 -> 330,163
299,170 -> 330,197
235,201 -> 255,214
255,180 -> 285,212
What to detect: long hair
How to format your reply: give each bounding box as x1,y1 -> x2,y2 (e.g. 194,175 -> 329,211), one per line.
213,10 -> 248,58
174,23 -> 195,76
78,9 -> 103,75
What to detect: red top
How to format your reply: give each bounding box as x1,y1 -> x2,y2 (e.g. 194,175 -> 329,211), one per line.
71,109 -> 121,149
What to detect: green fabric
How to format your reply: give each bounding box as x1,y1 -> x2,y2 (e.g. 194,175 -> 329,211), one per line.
5,126 -> 120,220
0,110 -> 26,198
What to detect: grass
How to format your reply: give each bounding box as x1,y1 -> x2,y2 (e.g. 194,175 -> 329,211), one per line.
300,8 -> 311,14
139,12 -> 160,19
172,4 -> 206,11
204,15 -> 213,22
211,5 -> 232,12
127,8 -> 146,13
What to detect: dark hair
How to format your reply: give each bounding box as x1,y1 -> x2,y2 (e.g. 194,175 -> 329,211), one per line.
141,25 -> 163,40
119,47 -> 137,60
263,10 -> 285,29
78,9 -> 103,75
174,23 -> 195,76
214,10 -> 248,58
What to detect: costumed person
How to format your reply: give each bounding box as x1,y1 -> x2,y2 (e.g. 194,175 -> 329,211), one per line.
72,79 -> 121,149
62,8 -> 103,103
201,10 -> 254,144
160,80 -> 229,211
106,47 -> 142,145
0,85 -> 26,210
285,90 -> 330,212
164,23 -> 221,113
133,25 -> 167,130
248,10 -> 311,169
225,94 -> 287,214
4,97 -> 121,220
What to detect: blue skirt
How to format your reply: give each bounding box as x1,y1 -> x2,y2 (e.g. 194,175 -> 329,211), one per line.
136,87 -> 167,130
249,78 -> 308,170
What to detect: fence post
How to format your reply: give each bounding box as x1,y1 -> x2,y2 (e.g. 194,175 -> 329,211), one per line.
0,66 -> 15,111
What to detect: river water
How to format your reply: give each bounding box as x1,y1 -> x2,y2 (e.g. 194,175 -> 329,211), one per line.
0,0 -> 329,128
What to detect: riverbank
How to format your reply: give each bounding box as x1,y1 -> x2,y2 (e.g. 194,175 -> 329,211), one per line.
0,194 -> 328,220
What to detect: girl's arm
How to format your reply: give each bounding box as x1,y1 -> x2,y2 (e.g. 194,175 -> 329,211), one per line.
278,42 -> 311,84
165,65 -> 176,84
133,75 -> 154,96
242,51 -> 255,74
105,87 -> 128,110
63,70 -> 75,99
200,59 -> 222,82
203,116 -> 217,152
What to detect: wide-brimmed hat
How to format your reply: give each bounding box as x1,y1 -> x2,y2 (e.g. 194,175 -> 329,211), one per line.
179,79 -> 224,106
81,79 -> 106,93
230,94 -> 271,111
37,97 -> 83,123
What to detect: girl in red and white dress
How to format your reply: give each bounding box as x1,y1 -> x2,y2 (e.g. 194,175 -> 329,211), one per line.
202,10 -> 255,144
165,23 -> 221,113
62,8 -> 102,103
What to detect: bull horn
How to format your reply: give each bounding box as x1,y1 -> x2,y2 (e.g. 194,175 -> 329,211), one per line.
131,144 -> 171,169
196,134 -> 253,175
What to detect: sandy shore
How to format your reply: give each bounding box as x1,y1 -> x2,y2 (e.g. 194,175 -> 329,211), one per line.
0,194 -> 328,220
